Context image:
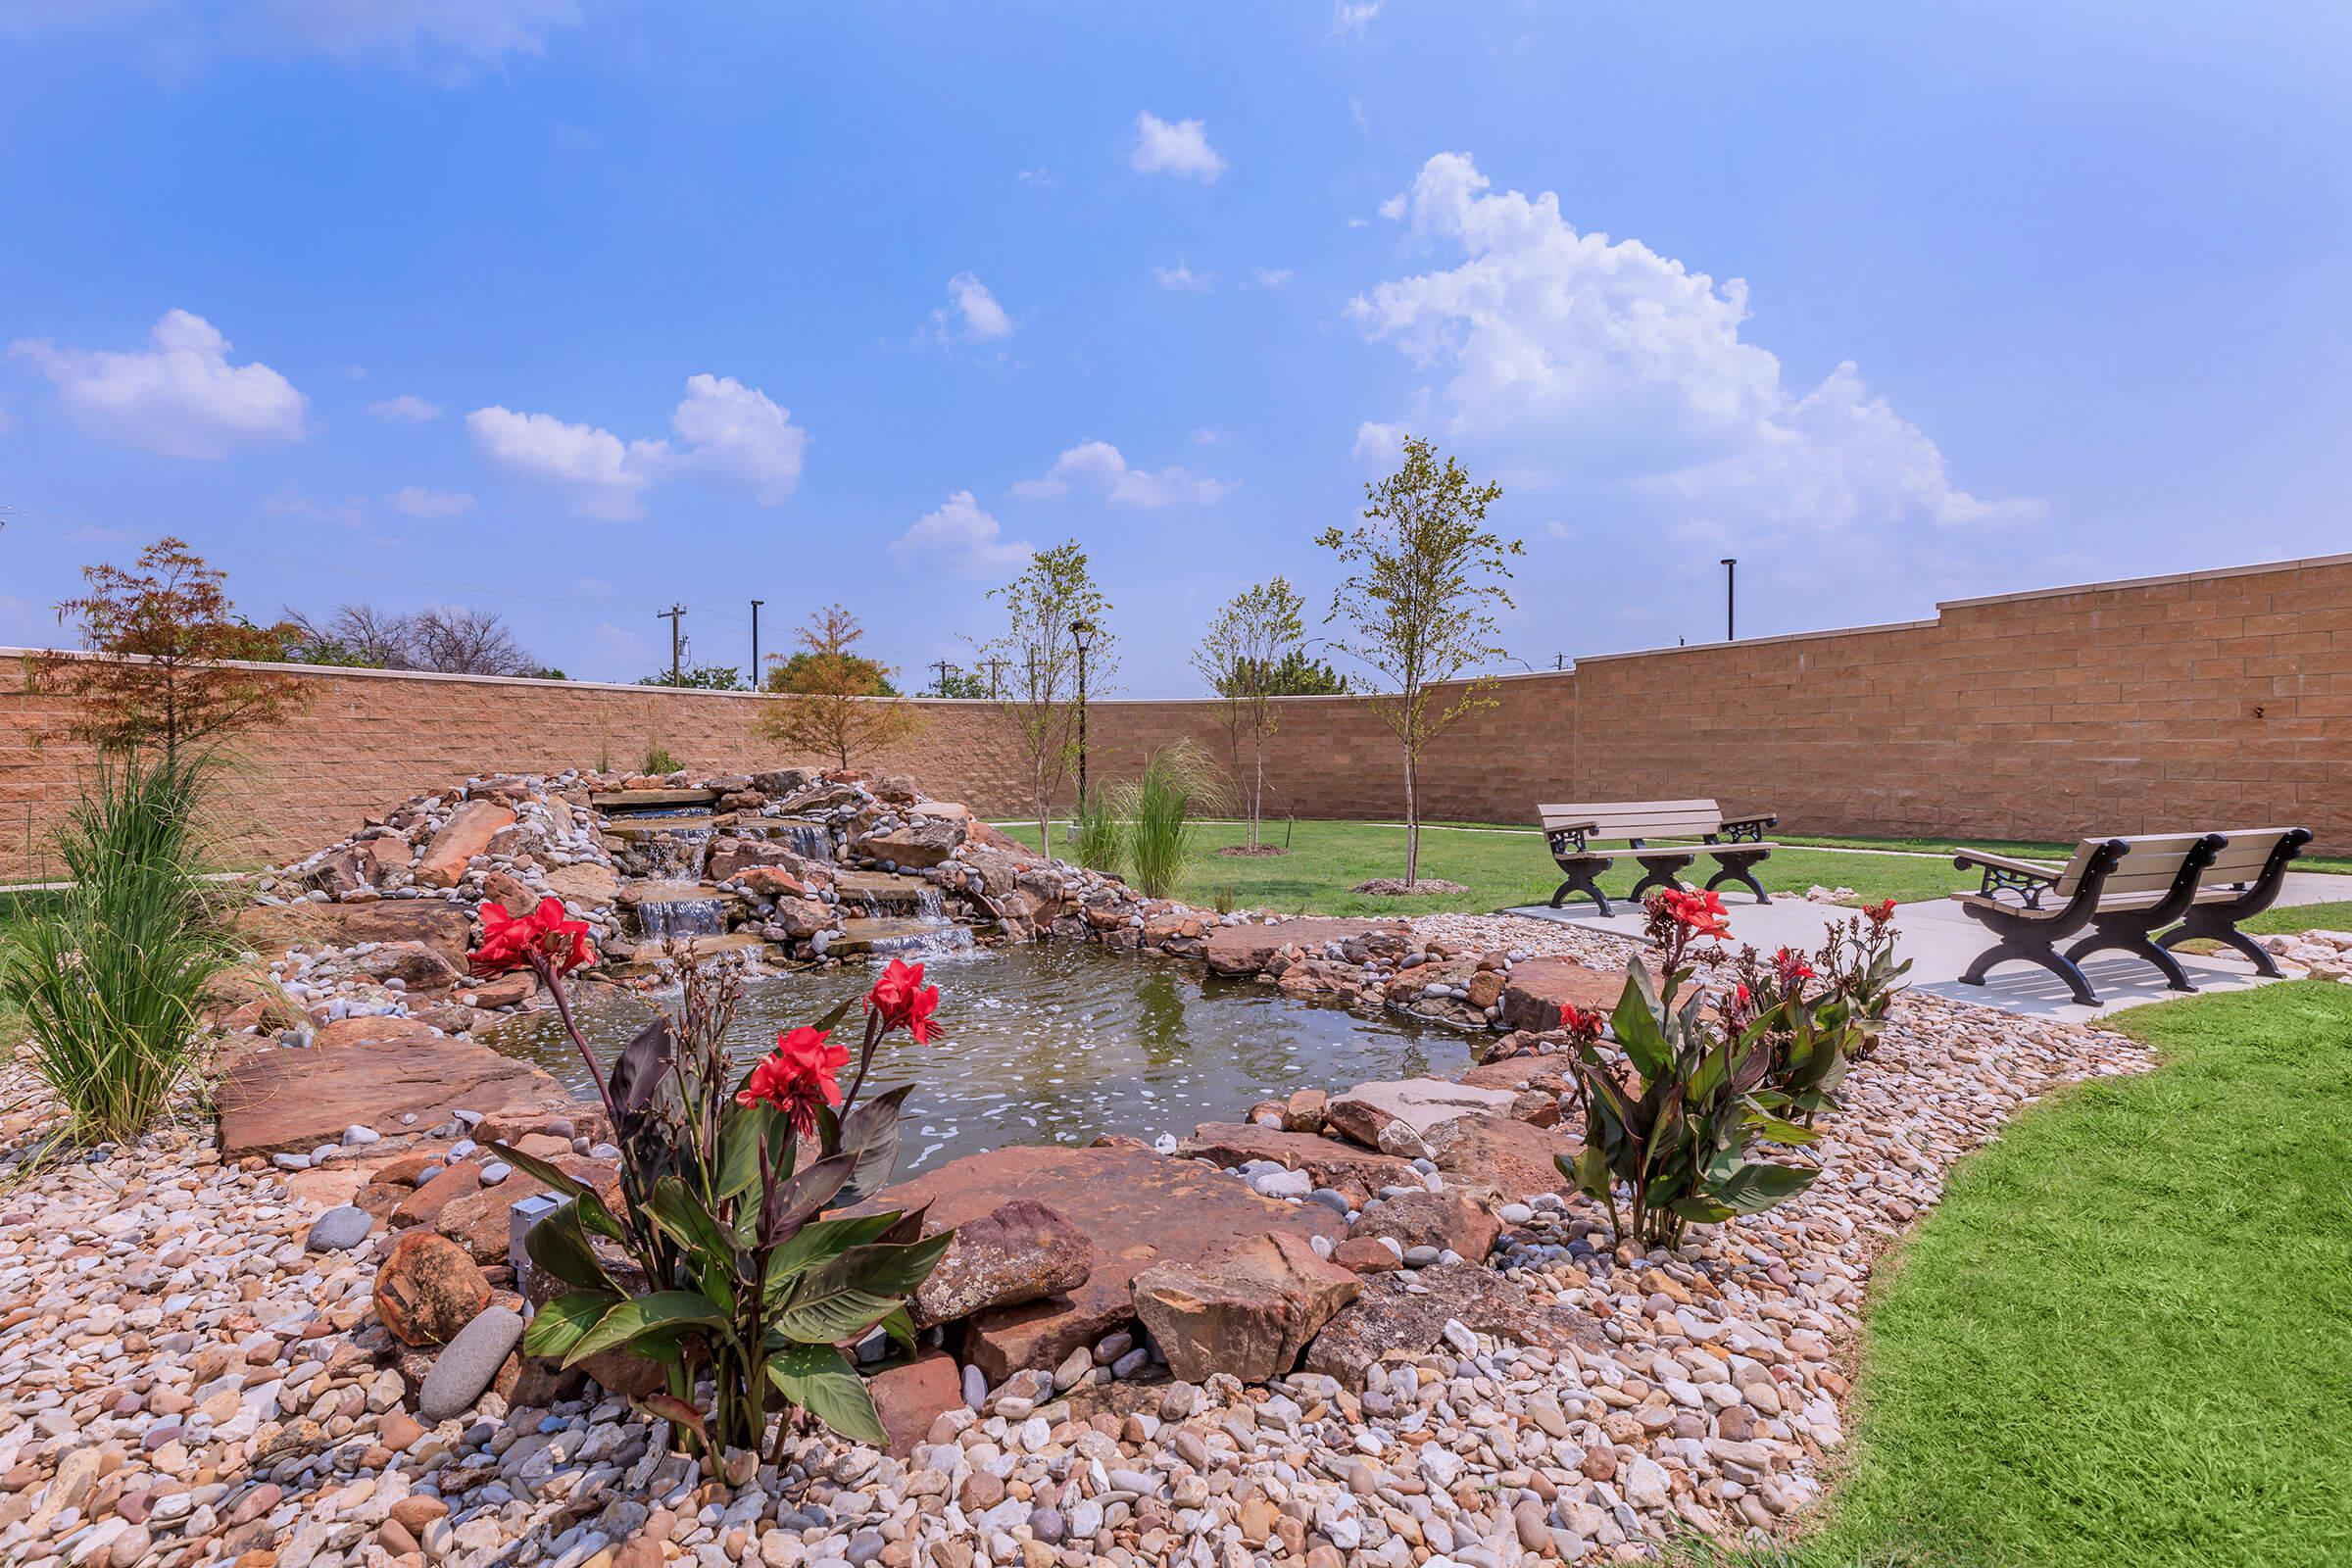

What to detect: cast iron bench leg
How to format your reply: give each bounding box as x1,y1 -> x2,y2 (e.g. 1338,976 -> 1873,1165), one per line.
1961,937 -> 2101,1007
1704,850 -> 1773,905
1627,855 -> 1697,906
2068,929 -> 2197,993
1547,860 -> 1614,915
2157,915 -> 2282,978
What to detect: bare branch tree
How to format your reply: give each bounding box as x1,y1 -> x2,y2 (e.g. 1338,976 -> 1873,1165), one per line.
406,607 -> 540,676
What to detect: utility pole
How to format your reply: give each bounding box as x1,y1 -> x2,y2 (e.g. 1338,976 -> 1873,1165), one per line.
657,604 -> 686,686
930,659 -> 955,697
1720,559 -> 1738,642
1552,653 -> 1567,671
749,600 -> 763,690
985,657 -> 1008,700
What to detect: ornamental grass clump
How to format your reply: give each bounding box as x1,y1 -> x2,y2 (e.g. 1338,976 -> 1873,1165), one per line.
1114,740 -> 1223,899
1555,889 -> 1824,1249
470,899 -> 951,1457
0,750 -> 225,1144
1069,782 -> 1125,876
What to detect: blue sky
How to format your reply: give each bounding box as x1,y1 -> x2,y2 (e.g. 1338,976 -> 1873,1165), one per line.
2,2 -> 2347,692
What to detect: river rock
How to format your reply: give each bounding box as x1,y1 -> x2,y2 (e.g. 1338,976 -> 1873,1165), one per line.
913,1200 -> 1092,1327
373,1231 -> 491,1348
416,1306 -> 523,1422
305,1204 -> 374,1252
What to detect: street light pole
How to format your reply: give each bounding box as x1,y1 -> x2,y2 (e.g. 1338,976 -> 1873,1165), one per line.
1720,559 -> 1738,642
1070,619 -> 1095,804
749,599 -> 763,689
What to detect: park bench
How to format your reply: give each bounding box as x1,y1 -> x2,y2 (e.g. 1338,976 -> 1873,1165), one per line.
1537,799 -> 1779,916
1952,826 -> 2310,1004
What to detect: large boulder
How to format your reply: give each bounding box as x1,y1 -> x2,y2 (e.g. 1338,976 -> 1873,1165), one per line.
416,800 -> 517,889
866,1144 -> 1345,1383
854,820 -> 966,869
912,1200 -> 1092,1328
374,1231 -> 490,1348
348,941 -> 464,991
543,862 -> 621,907
1498,958 -> 1641,1035
216,1024 -> 569,1158
1174,1124 -> 1412,1204
1131,1231 -> 1359,1385
1422,1113 -> 1582,1204
1349,1189 -> 1500,1262
1200,918 -> 1411,977
230,902 -> 473,969
1323,1077 -> 1519,1157
1302,1263 -> 1601,1385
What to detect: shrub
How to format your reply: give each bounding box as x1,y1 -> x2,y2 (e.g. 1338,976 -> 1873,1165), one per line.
476,906 -> 950,1457
1114,741 -> 1222,899
1555,890 -> 1821,1248
641,744 -> 683,775
1069,783 -> 1125,876
0,751 -> 224,1143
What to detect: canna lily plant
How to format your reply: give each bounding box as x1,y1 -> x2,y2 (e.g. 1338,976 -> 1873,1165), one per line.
1555,890 -> 1823,1249
467,897 -> 951,1457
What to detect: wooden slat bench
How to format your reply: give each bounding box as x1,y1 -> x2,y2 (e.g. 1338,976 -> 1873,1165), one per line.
1537,799 -> 1778,917
1952,826 -> 2309,1004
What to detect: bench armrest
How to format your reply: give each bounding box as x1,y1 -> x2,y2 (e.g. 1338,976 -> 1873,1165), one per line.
1954,847 -> 2063,906
1717,814 -> 1776,842
1544,822 -> 1601,855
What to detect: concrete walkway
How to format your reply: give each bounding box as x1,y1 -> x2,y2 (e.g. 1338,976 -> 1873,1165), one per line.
1500,870 -> 2352,1021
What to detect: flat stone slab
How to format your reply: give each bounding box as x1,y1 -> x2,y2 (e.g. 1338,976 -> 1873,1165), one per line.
869,1144 -> 1346,1383
1423,1112 -> 1582,1204
1457,1054 -> 1577,1095
218,1022 -> 569,1157
589,789 -> 719,808
1324,1076 -> 1519,1155
1497,957 -> 1637,1034
1200,918 -> 1411,977
230,902 -> 474,967
1302,1262 -> 1602,1384
1175,1124 -> 1413,1203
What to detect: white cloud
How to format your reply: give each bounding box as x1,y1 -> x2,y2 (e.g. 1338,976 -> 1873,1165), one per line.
930,272 -> 1014,343
1191,427 -> 1230,446
1,1 -> 583,84
1016,167 -> 1055,187
369,393 -> 441,421
1152,259 -> 1213,293
1010,441 -> 1236,509
265,488 -> 397,546
891,491 -> 1032,579
466,373 -> 804,520
1331,2 -> 1383,39
466,406 -> 650,520
1130,111 -> 1226,183
1250,267 -> 1295,289
386,485 -> 475,517
1351,420 -> 1407,468
1349,153 -> 2042,533
10,309 -> 306,460
573,575 -> 615,598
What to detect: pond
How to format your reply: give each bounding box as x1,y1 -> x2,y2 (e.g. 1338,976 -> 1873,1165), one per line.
482,942 -> 1469,1173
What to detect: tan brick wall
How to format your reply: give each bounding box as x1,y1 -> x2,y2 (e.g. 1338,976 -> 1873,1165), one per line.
5,554 -> 2345,879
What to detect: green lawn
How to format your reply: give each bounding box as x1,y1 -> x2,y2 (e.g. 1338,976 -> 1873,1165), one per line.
996,818 -> 1978,915
1780,981 -> 2352,1567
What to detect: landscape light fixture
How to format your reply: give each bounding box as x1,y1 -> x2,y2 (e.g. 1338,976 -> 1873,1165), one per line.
1071,619 -> 1096,801
1720,559 -> 1738,642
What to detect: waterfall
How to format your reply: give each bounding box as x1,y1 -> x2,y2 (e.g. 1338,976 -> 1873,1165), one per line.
775,819 -> 834,862
635,896 -> 729,940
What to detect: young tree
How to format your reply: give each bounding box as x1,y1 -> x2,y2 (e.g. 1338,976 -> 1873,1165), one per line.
753,605 -> 922,768
1260,648 -> 1348,695
976,543 -> 1113,858
929,664 -> 989,699
1191,576 -> 1307,852
42,536 -> 302,763
1317,436 -> 1521,887
639,663 -> 744,690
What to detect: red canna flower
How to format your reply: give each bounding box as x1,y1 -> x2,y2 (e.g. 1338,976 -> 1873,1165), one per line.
865,957 -> 942,1044
1661,888 -> 1732,941
1772,946 -> 1817,986
1559,1004 -> 1606,1046
737,1026 -> 849,1137
471,896 -> 594,977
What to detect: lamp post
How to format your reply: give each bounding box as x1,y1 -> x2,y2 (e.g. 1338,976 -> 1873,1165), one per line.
1070,618 -> 1095,804
1720,558 -> 1738,642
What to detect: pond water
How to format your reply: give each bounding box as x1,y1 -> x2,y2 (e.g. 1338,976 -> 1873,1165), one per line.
482,942 -> 1469,1173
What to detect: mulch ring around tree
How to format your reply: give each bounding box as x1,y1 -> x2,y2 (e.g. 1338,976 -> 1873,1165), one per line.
1214,845 -> 1292,857
1350,877 -> 1472,896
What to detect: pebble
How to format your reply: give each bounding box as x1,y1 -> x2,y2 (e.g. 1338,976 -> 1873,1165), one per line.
304,1204 -> 372,1252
